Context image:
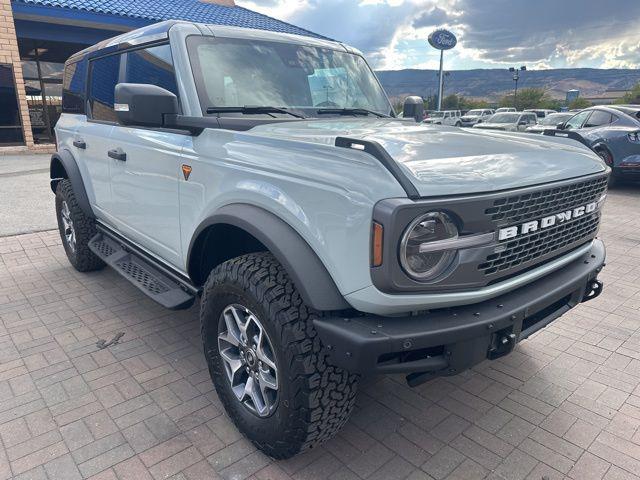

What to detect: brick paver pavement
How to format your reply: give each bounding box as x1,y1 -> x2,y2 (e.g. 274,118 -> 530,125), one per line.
0,186 -> 639,480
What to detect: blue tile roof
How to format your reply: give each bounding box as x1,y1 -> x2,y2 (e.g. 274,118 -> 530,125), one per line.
13,0 -> 326,39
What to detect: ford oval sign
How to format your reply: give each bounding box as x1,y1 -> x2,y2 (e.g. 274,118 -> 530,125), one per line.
428,29 -> 457,50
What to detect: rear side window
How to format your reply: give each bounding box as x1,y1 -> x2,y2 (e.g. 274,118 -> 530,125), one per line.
89,54 -> 121,122
584,110 -> 613,128
62,58 -> 87,114
125,45 -> 178,96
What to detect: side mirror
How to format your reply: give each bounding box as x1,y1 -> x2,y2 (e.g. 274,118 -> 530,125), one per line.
114,83 -> 178,128
403,96 -> 425,123
556,122 -> 565,130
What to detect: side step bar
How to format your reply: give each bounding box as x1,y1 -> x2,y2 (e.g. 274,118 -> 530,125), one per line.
88,233 -> 196,310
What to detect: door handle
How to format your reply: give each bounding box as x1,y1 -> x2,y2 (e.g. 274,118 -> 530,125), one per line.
73,140 -> 86,149
108,148 -> 127,162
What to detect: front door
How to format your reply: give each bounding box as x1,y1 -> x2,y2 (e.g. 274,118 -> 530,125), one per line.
107,127 -> 187,268
106,44 -> 186,268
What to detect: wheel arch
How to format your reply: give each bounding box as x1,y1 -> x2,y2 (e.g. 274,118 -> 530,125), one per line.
187,204 -> 349,311
50,150 -> 94,218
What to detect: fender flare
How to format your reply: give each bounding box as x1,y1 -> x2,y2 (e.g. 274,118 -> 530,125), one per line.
50,149 -> 94,218
188,204 -> 349,311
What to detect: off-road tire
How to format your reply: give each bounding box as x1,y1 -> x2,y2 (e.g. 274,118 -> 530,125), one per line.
200,252 -> 358,459
55,179 -> 104,272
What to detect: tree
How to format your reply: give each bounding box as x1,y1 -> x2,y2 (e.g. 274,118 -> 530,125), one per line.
568,98 -> 592,110
616,82 -> 640,104
498,88 -> 550,110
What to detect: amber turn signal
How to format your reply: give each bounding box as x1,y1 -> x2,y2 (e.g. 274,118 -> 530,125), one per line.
371,222 -> 384,267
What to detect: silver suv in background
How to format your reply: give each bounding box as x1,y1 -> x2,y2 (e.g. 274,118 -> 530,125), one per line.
473,111 -> 538,131
51,20 -> 608,459
460,108 -> 495,127
526,112 -> 574,134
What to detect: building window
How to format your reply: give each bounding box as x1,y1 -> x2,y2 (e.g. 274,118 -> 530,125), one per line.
21,47 -> 64,144
89,54 -> 121,122
0,64 -> 25,146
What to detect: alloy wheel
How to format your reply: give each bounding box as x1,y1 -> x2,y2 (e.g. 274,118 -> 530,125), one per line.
217,304 -> 279,417
60,200 -> 76,253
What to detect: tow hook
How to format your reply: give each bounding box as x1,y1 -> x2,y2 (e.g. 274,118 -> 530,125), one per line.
487,332 -> 516,360
582,279 -> 603,303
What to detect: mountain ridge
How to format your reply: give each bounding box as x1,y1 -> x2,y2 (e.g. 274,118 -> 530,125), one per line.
375,68 -> 640,101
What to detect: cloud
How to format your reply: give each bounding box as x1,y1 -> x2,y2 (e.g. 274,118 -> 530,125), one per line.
412,7 -> 449,29
236,0 -> 640,70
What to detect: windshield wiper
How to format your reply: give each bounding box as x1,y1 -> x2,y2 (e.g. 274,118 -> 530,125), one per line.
316,108 -> 390,118
206,106 -> 306,119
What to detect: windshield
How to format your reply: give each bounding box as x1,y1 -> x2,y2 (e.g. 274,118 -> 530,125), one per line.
540,113 -> 572,125
466,110 -> 482,115
187,36 -> 392,117
489,113 -> 519,123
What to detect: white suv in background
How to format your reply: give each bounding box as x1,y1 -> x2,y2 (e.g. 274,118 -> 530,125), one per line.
460,108 -> 495,127
423,110 -> 462,126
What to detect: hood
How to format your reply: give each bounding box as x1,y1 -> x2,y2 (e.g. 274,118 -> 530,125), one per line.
461,115 -> 480,120
249,118 -> 606,197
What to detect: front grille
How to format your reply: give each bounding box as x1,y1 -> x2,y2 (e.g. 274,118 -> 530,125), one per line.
485,176 -> 608,225
479,214 -> 599,276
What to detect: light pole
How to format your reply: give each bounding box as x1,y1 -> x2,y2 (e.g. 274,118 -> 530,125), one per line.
436,71 -> 450,109
509,66 -> 526,110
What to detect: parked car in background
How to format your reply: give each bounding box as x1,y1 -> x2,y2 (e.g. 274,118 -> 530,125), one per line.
423,110 -> 462,126
495,107 -> 517,113
556,105 -> 640,184
524,109 -> 557,119
525,112 -> 574,134
460,108 -> 494,127
473,112 -> 538,131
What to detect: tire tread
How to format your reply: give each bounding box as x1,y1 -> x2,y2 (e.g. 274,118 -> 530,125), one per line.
200,252 -> 357,458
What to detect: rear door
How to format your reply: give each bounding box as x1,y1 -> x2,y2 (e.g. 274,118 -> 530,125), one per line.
107,44 -> 187,268
79,52 -> 122,218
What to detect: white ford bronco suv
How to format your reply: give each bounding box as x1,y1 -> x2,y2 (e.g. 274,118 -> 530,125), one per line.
51,21 -> 608,458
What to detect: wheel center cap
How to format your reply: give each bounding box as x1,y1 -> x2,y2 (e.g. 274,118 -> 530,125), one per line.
245,349 -> 257,368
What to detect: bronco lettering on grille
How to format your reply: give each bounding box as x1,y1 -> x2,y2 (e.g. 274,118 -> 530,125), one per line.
498,201 -> 600,241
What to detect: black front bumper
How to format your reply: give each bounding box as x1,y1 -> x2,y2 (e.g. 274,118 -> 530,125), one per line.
314,240 -> 605,386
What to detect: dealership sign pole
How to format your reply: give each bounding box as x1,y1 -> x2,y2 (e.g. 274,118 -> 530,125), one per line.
428,29 -> 457,111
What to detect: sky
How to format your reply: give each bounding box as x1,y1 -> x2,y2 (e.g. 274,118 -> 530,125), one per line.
236,0 -> 640,71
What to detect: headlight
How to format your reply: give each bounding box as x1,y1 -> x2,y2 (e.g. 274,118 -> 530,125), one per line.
400,212 -> 458,281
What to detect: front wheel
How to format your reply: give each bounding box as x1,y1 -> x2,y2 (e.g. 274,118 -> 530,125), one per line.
595,148 -> 618,187
455,121 -> 461,127
200,252 -> 358,459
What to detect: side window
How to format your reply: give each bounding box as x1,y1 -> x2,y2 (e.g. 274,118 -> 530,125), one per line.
584,110 -> 613,128
125,45 -> 178,96
89,54 -> 121,122
62,58 -> 87,114
564,110 -> 590,130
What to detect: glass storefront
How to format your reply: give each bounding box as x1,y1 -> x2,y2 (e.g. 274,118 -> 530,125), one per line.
21,46 -> 64,144
0,64 -> 24,146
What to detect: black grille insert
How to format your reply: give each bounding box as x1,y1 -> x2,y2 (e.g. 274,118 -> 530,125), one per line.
479,214 -> 599,276
485,176 -> 608,225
